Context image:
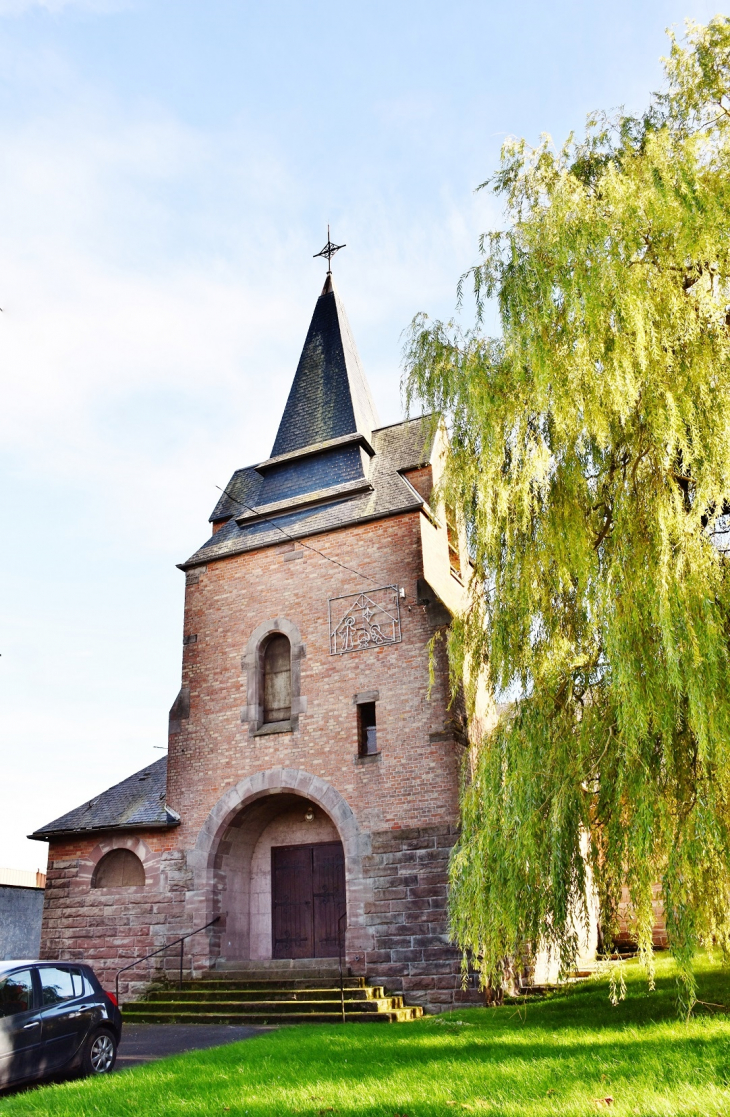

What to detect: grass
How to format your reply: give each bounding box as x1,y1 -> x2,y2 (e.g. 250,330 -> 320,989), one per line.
3,954 -> 730,1117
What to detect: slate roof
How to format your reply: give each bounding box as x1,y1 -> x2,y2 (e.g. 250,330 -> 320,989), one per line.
271,274 -> 379,455
183,274 -> 438,571
184,415 -> 437,569
29,757 -> 177,840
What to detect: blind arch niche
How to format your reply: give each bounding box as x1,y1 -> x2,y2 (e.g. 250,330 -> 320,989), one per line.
92,849 -> 145,889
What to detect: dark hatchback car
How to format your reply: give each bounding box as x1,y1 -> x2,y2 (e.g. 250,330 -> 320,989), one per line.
0,961 -> 122,1090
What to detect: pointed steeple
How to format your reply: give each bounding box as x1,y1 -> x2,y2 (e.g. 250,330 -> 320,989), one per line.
271,276 -> 379,457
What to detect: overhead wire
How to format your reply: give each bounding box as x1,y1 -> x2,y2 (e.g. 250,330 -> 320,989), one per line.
214,485 -> 380,586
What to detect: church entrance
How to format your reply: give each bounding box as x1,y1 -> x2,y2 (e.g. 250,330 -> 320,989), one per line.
272,841 -> 346,959
213,792 -> 350,964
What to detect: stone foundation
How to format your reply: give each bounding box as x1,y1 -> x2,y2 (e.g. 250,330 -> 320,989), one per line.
40,836 -> 196,1001
363,823 -> 481,1011
41,818 -> 481,1012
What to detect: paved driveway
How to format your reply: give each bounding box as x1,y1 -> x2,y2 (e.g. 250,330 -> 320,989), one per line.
116,1023 -> 274,1070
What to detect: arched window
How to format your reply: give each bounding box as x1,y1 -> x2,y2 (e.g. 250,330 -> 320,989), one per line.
263,634 -> 292,724
241,618 -> 305,736
92,849 -> 145,889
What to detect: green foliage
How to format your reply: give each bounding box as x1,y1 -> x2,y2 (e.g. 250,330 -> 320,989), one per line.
3,957 -> 730,1116
403,17 -> 730,1012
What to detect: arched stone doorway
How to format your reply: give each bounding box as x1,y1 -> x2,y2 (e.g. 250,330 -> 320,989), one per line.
189,768 -> 371,968
218,794 -> 344,960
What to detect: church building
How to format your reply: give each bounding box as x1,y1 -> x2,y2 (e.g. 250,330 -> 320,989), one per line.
30,263 -> 480,1012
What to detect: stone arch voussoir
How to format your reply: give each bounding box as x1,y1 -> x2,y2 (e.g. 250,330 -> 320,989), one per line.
190,768 -> 372,959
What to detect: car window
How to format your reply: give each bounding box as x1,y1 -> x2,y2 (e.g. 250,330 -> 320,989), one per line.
72,970 -> 91,997
39,967 -> 77,1006
0,970 -> 34,1017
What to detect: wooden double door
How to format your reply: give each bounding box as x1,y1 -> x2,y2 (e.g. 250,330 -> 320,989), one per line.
271,841 -> 346,959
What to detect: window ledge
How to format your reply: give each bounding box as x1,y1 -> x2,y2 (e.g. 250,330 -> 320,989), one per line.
252,720 -> 294,737
355,751 -> 381,764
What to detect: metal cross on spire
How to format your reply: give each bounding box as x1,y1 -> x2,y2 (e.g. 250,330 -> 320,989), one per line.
313,225 -> 346,273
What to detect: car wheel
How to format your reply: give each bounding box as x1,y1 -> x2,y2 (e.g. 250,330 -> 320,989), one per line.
81,1029 -> 117,1076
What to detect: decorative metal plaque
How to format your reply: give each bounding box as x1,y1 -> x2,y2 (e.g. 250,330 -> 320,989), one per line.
329,586 -> 402,655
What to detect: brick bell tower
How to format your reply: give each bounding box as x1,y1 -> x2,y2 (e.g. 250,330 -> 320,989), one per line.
32,259 -> 479,1012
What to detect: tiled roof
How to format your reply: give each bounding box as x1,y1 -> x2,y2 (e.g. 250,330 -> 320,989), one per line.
184,415 -> 437,570
29,757 -> 177,839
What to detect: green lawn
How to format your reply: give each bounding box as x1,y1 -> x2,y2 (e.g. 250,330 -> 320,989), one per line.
3,955 -> 730,1117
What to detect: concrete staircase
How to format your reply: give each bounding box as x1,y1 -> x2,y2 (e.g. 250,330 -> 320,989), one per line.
123,966 -> 424,1025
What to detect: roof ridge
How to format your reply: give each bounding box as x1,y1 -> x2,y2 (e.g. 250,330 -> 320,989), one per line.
371,412 -> 435,434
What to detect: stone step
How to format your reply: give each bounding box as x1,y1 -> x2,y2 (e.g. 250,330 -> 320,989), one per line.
173,977 -> 368,991
210,961 -> 343,981
213,958 -> 341,971
124,973 -> 423,1025
124,997 -> 405,1016
122,1008 -> 423,1025
143,987 -> 386,1003
204,971 -> 347,984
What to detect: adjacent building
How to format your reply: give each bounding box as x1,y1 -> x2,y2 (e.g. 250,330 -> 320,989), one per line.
0,869 -> 46,961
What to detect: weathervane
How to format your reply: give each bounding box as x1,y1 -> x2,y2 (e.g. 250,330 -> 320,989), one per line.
313,225 -> 345,273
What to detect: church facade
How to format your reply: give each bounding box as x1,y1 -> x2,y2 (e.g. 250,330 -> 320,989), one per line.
31,273 -> 481,1012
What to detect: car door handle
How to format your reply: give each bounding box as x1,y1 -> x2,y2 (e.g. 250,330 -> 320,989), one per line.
23,1021 -> 40,1029
68,1005 -> 93,1018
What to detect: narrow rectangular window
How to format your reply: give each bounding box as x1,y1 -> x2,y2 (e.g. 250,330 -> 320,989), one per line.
445,504 -> 460,577
358,702 -> 378,756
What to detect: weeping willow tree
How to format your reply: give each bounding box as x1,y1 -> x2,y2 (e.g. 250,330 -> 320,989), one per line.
403,17 -> 730,1012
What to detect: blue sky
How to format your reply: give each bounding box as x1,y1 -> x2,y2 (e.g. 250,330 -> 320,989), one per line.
0,0 -> 718,870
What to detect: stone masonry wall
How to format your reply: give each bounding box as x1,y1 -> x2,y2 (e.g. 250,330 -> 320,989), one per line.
39,831 -> 196,999
364,824 -> 481,1010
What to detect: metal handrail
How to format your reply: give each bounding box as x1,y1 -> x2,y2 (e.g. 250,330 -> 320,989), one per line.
337,911 -> 347,1024
115,916 -> 220,1002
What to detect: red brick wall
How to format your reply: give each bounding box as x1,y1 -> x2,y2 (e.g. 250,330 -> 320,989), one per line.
401,466 -> 433,504
614,882 -> 668,950
168,511 -> 461,840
